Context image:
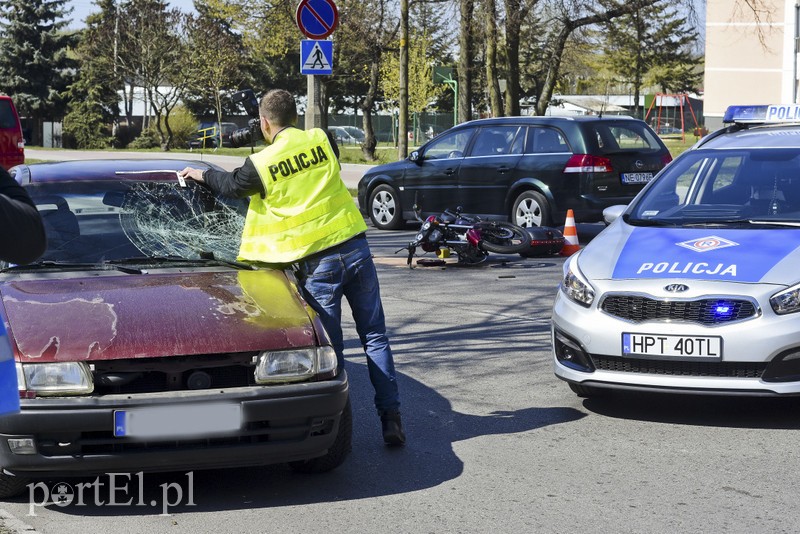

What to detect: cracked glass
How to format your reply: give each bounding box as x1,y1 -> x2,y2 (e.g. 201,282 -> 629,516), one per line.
27,179 -> 247,264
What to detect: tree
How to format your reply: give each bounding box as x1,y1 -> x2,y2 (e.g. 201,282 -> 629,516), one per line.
600,4 -> 700,118
380,31 -> 445,114
184,9 -> 247,144
329,0 -> 401,160
63,0 -> 123,148
457,0 -> 475,122
0,0 -> 77,145
196,0 -> 303,95
115,0 -> 189,150
483,0 -> 503,117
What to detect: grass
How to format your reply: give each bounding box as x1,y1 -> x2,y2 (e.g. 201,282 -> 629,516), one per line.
177,143 -> 403,165
29,134 -> 694,167
661,135 -> 700,158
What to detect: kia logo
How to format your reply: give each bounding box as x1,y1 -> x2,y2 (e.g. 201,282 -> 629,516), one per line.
635,160 -> 644,169
664,284 -> 689,292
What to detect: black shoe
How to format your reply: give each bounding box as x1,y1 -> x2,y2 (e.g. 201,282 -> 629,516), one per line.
380,410 -> 406,446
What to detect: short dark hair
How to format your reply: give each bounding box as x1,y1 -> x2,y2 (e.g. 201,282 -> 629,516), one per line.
259,89 -> 297,127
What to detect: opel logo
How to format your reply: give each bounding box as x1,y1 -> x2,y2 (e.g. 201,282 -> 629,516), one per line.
635,160 -> 645,169
664,284 -> 689,292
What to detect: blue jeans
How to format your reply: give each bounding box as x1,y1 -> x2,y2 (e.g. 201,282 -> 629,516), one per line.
297,234 -> 400,414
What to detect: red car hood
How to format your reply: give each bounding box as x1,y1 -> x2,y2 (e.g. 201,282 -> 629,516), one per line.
1,269 -> 317,363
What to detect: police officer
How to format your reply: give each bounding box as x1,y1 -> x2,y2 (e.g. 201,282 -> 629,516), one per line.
180,89 -> 405,446
0,166 -> 45,265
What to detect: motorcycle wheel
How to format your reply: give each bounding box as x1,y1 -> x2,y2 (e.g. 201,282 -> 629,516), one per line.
476,221 -> 531,254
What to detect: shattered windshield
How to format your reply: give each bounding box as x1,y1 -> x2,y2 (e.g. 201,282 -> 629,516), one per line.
627,148 -> 800,225
27,180 -> 247,263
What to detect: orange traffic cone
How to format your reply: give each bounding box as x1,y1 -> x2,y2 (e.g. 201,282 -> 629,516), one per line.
560,209 -> 580,256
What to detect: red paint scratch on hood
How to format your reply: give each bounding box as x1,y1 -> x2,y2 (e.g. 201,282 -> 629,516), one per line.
1,270 -> 316,362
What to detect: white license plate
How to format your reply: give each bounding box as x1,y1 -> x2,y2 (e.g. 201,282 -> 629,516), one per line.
622,333 -> 722,360
114,403 -> 242,438
621,172 -> 654,184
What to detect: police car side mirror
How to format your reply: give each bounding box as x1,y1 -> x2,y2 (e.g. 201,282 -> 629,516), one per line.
409,150 -> 421,164
603,205 -> 627,225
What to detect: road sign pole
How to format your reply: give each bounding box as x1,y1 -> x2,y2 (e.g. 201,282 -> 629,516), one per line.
306,75 -> 323,130
296,0 -> 338,131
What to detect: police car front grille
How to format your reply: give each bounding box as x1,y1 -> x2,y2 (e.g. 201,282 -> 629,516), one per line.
592,354 -> 767,378
601,295 -> 757,325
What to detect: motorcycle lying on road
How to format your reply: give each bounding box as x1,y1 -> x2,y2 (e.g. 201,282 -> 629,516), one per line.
401,206 -> 532,267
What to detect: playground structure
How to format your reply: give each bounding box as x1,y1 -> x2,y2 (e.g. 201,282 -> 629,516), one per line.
644,93 -> 702,142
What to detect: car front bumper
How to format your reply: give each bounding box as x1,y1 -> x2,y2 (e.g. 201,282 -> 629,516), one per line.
0,373 -> 349,477
551,286 -> 800,396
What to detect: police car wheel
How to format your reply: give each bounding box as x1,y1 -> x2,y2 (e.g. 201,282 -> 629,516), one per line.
568,382 -> 609,398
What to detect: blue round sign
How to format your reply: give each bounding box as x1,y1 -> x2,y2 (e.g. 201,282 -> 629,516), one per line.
296,0 -> 339,40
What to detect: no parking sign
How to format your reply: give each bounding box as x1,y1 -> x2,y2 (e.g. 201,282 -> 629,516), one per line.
295,0 -> 339,40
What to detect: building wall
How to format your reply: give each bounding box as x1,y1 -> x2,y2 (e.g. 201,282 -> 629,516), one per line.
704,0 -> 797,130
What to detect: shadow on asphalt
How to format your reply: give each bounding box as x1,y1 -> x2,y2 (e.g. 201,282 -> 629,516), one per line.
581,391 -> 800,430
19,365 -> 585,516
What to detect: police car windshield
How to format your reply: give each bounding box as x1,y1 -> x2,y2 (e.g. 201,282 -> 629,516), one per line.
628,148 -> 800,225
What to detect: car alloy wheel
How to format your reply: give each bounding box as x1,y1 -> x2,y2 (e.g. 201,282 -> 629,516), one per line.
372,191 -> 395,224
368,184 -> 403,229
513,191 -> 548,227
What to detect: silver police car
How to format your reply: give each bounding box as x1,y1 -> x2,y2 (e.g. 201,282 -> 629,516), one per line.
552,104 -> 800,397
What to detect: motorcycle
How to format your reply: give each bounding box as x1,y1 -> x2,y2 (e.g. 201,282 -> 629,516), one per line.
401,206 -> 531,267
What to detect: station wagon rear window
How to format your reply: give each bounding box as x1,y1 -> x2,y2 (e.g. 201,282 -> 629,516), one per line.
590,122 -> 663,154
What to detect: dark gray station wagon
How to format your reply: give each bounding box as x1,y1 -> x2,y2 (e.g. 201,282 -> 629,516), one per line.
358,116 -> 672,230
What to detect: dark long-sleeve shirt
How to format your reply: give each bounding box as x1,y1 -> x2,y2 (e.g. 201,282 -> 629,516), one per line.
202,127 -> 340,199
0,166 -> 46,264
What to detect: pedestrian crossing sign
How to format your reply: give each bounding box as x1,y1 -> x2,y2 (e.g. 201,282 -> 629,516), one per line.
300,39 -> 333,75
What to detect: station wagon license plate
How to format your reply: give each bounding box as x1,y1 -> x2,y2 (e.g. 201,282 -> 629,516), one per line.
621,172 -> 654,184
114,403 -> 241,438
622,333 -> 722,360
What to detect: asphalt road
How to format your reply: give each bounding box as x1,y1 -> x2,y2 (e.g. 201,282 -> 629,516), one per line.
2,225 -> 800,533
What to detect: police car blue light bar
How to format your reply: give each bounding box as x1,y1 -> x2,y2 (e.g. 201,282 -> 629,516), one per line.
723,104 -> 800,124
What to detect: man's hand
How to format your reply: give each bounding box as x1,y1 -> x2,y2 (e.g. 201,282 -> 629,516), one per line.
179,167 -> 205,183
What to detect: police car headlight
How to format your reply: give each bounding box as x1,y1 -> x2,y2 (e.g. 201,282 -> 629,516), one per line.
770,285 -> 800,315
561,254 -> 595,307
17,362 -> 93,396
254,347 -> 338,383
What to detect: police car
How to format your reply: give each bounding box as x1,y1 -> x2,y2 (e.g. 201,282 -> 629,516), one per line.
552,104 -> 800,397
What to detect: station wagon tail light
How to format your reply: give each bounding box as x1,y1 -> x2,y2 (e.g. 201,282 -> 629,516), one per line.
254,346 -> 338,384
661,154 -> 673,165
16,362 -> 93,396
563,154 -> 613,173
770,284 -> 800,315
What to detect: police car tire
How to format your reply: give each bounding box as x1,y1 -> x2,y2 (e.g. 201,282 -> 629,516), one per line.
368,185 -> 404,230
289,398 -> 352,474
568,383 -> 609,398
0,472 -> 28,498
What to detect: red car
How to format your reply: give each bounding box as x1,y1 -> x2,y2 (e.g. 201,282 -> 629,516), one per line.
0,96 -> 24,170
0,159 -> 351,497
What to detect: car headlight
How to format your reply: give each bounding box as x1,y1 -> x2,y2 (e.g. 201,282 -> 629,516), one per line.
254,346 -> 338,384
771,284 -> 800,315
17,362 -> 94,396
561,254 -> 595,307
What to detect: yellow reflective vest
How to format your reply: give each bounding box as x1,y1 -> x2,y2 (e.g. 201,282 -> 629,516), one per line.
239,127 -> 367,264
